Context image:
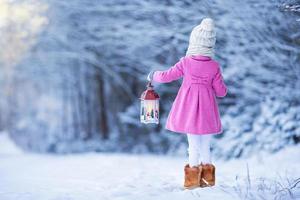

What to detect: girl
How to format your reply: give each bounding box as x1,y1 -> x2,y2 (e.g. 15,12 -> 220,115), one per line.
148,18 -> 227,189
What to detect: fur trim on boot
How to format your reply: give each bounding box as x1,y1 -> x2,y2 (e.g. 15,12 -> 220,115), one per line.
199,164 -> 215,187
184,164 -> 201,189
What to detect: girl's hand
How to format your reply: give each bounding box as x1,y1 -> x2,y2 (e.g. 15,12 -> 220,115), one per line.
147,71 -> 155,81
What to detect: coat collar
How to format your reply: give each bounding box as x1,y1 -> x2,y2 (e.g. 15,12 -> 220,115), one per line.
190,55 -> 211,61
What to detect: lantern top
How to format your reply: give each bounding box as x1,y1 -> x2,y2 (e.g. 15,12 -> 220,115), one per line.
141,82 -> 160,100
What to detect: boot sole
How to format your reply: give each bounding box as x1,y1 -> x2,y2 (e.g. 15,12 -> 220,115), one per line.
184,185 -> 200,190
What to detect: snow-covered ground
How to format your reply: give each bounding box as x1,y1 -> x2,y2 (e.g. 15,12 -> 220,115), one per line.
0,133 -> 299,200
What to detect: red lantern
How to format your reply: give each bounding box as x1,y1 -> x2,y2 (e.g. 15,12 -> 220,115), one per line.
140,82 -> 160,124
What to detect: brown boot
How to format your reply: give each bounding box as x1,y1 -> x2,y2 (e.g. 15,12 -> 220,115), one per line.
184,164 -> 201,189
199,163 -> 215,187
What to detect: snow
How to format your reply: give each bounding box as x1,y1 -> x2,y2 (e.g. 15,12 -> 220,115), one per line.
0,132 -> 23,155
0,0 -> 299,158
0,133 -> 299,200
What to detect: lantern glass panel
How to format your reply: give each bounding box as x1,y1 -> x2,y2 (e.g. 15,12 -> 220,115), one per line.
140,99 -> 159,124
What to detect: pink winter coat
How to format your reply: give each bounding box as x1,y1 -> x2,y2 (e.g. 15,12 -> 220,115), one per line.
153,55 -> 227,135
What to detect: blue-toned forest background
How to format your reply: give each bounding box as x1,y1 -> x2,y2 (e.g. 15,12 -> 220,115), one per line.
0,0 -> 299,159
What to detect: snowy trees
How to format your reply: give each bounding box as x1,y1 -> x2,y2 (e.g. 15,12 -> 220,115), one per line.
210,0 -> 300,159
0,0 -> 298,157
0,0 -> 48,142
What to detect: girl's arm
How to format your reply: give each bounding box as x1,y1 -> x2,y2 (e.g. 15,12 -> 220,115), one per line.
212,65 -> 227,97
152,58 -> 185,83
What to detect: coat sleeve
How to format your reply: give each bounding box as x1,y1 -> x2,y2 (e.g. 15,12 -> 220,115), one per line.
152,58 -> 184,83
212,64 -> 227,97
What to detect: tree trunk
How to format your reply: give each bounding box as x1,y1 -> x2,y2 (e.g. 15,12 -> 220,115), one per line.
96,70 -> 109,139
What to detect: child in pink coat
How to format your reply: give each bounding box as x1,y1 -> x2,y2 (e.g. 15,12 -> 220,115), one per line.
148,18 -> 227,189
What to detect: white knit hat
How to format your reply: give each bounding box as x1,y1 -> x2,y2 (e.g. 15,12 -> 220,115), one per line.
186,18 -> 216,57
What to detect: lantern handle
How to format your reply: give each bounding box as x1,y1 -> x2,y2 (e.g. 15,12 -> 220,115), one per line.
147,81 -> 154,89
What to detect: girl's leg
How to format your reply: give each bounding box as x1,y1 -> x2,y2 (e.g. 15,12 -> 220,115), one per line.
199,134 -> 212,164
187,133 -> 201,167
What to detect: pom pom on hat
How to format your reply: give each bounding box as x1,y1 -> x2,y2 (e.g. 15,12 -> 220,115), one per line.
199,18 -> 215,31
